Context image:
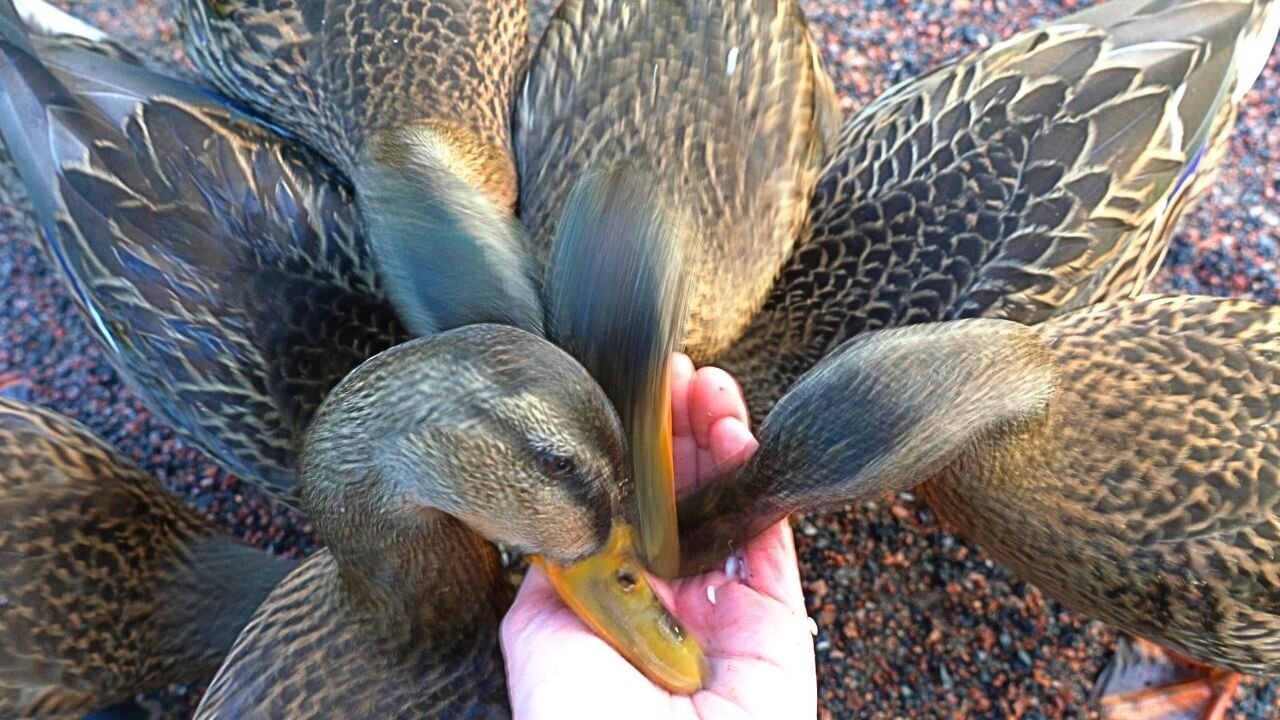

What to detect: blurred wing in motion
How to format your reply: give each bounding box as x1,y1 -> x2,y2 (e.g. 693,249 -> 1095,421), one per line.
546,168 -> 691,576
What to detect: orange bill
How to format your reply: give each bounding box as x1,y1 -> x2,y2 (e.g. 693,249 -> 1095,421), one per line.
633,362 -> 680,577
537,523 -> 707,694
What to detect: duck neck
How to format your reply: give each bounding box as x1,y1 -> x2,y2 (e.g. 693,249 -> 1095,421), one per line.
311,469 -> 510,646
151,534 -> 296,675
360,120 -> 517,212
352,121 -> 541,337
679,319 -> 1060,574
918,385 -> 1070,532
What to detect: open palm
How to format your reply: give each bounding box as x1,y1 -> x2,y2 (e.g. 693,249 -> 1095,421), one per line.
501,355 -> 816,719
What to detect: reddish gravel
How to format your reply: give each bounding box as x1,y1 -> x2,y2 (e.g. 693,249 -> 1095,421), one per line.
0,0 -> 1277,718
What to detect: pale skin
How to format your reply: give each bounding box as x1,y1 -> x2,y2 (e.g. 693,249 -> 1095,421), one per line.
501,354 -> 817,719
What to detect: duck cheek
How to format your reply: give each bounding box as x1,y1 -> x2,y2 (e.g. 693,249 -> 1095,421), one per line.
533,511 -> 609,562
526,484 -> 613,558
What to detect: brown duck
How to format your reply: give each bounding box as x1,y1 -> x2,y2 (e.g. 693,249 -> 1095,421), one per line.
0,1 -> 705,713
180,0 -> 543,337
194,320 -> 704,719
677,294 -> 1280,718
0,398 -> 294,719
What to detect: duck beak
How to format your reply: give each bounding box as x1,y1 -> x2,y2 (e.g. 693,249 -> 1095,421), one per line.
633,368 -> 681,578
537,523 -> 707,694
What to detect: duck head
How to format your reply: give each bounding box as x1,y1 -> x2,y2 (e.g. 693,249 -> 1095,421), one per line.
354,121 -> 544,339
673,319 -> 1059,576
301,324 -> 707,693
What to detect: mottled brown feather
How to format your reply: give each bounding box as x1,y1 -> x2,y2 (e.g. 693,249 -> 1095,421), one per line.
195,540 -> 511,720
514,0 -> 840,361
718,0 -> 1279,420
924,295 -> 1280,674
179,0 -> 542,348
0,399 -> 292,719
180,0 -> 528,198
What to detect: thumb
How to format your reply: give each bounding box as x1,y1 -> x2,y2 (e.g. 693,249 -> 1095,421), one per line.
501,562 -> 565,645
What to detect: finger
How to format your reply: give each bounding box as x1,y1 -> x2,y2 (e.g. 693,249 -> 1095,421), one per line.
689,366 -> 749,447
708,416 -> 758,473
670,354 -> 701,493
669,352 -> 695,438
503,562 -> 565,633
738,519 -> 805,614
673,434 -> 701,495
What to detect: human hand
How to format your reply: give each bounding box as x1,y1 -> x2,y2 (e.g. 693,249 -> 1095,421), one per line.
501,354 -> 816,719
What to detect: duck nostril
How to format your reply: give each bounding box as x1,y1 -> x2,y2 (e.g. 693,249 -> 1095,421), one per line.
663,613 -> 685,643
616,569 -> 637,592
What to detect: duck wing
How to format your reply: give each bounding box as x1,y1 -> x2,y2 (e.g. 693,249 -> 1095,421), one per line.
179,0 -> 529,179
0,2 -> 407,501
720,0 -> 1279,419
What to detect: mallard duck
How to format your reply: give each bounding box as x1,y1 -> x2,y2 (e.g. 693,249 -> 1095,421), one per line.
676,293 -> 1280,716
0,0 -> 706,707
0,397 -> 295,719
698,0 -> 1280,420
194,322 -> 707,718
179,0 -> 543,338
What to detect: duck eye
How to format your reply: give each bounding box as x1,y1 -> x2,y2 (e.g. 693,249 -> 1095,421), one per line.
540,454 -> 575,478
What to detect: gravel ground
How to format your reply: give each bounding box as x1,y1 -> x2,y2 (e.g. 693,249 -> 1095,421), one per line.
0,0 -> 1277,718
